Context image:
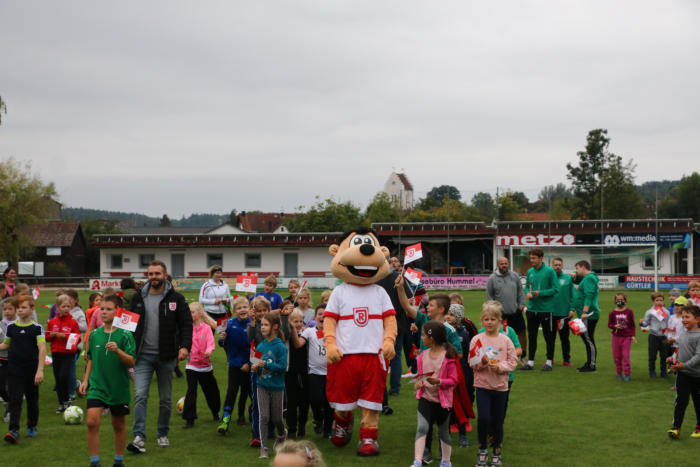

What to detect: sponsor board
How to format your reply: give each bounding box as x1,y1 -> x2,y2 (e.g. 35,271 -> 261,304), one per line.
420,276 -> 489,290
90,279 -> 122,290
604,233 -> 691,248
172,277 -> 341,292
495,234 -> 576,247
598,275 -> 619,290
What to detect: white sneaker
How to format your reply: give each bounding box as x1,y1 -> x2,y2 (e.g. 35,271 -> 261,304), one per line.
401,371 -> 417,379
127,435 -> 146,454
157,436 -> 170,448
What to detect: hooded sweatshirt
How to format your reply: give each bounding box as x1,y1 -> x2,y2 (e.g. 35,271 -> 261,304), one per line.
255,337 -> 287,391
486,270 -> 524,315
571,272 -> 600,320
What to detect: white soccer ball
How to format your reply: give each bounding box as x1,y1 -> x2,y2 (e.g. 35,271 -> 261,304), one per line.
64,405 -> 84,425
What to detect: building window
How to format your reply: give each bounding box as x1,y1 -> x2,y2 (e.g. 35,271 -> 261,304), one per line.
110,254 -> 123,269
139,254 -> 155,268
207,254 -> 223,268
46,247 -> 62,256
245,253 -> 261,268
642,252 -> 662,270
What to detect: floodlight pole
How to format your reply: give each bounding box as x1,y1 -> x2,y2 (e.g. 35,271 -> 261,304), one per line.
654,188 -> 659,292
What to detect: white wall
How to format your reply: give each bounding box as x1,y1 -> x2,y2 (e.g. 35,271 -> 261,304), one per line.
100,246 -> 332,277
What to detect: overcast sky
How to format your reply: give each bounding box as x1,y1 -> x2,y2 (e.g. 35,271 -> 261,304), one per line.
1,1 -> 698,218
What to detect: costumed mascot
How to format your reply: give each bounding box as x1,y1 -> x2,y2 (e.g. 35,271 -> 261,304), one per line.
323,227 -> 397,457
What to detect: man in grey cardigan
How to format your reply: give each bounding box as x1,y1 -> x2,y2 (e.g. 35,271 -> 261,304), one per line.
486,257 -> 526,363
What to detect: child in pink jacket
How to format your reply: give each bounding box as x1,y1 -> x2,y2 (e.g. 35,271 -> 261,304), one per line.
411,321 -> 459,467
470,301 -> 518,467
182,302 -> 221,428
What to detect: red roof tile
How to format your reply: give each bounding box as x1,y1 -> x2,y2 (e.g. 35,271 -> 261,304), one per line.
238,212 -> 294,233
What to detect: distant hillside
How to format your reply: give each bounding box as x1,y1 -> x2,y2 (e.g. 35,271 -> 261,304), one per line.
636,180 -> 680,205
63,207 -> 229,227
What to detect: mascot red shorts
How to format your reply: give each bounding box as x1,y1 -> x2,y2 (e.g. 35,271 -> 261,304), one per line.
327,353 -> 388,412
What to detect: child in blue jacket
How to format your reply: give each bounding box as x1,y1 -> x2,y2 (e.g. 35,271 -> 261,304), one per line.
252,312 -> 288,459
218,297 -> 251,433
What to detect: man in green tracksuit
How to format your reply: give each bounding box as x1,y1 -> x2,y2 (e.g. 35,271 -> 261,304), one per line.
569,260 -> 600,372
522,248 -> 559,371
552,258 -> 574,367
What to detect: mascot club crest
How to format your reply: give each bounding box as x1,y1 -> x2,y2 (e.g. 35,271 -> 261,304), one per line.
353,307 -> 369,327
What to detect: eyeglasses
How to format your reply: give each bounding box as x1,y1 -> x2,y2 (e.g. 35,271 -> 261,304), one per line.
211,268 -> 223,273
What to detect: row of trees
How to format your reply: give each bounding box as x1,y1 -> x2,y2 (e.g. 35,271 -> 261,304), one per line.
287,128 -> 698,232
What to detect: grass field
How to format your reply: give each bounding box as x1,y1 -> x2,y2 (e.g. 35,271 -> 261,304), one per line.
2,288 -> 697,466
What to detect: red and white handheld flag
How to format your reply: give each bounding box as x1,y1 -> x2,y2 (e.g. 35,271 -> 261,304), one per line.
569,318 -> 587,336
652,306 -> 668,321
65,333 -> 80,351
250,342 -> 263,366
410,344 -> 420,360
469,338 -> 483,366
236,274 -> 258,293
216,317 -> 228,334
114,309 -> 140,332
404,243 -> 423,265
404,267 -> 423,285
32,287 -> 41,300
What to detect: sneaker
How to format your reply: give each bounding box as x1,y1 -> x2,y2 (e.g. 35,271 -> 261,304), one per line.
357,437 -> 379,457
542,364 -> 552,372
422,449 -> 433,464
476,449 -> 488,467
691,428 -> 700,438
382,406 -> 394,415
401,371 -> 417,379
616,374 -> 623,381
4,430 -> 19,444
578,365 -> 596,373
236,416 -> 246,426
491,449 -> 503,466
411,461 -> 422,467
459,434 -> 469,447
55,404 -> 68,414
273,429 -> 287,450
625,375 -> 631,382
577,364 -> 589,372
668,428 -> 680,440
250,438 -> 261,448
26,427 -> 37,438
183,420 -> 194,429
518,364 -> 534,371
157,436 -> 169,448
127,435 -> 146,454
113,462 -> 125,467
439,460 -> 451,467
259,446 -> 269,459
89,462 -> 101,467
562,361 -> 573,367
331,414 -> 353,447
217,415 -> 231,434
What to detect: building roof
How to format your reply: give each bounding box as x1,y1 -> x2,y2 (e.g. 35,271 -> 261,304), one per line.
93,232 -> 341,248
397,173 -> 413,191
237,212 -> 294,233
494,218 -> 696,234
127,226 -> 213,235
25,221 -> 83,247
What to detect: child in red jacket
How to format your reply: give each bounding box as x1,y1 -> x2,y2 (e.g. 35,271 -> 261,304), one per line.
46,294 -> 81,413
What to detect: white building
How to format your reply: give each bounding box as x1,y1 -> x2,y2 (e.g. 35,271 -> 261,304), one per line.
95,232 -> 339,280
383,172 -> 414,210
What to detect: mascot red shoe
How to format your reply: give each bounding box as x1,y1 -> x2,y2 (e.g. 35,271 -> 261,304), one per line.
323,227 -> 397,457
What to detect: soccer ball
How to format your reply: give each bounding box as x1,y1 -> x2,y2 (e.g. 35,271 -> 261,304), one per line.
64,406 -> 84,425
176,396 -> 185,414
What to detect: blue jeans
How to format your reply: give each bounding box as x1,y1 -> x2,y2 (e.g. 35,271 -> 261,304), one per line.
132,353 -> 176,439
389,332 -> 404,394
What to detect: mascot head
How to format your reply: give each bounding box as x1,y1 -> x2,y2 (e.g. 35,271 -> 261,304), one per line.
329,227 -> 391,285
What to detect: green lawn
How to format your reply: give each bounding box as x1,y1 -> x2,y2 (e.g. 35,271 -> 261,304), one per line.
3,289 -> 697,466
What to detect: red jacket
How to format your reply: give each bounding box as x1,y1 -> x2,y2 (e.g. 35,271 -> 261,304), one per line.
46,314 -> 81,354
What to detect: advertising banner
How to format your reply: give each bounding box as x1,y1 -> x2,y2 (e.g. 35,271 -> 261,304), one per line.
420,276 -> 489,290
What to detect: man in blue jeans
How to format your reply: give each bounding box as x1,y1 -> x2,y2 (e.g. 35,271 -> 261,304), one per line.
126,261 -> 192,454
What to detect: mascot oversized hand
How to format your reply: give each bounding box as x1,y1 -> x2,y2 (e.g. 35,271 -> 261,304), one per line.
322,227 -> 397,457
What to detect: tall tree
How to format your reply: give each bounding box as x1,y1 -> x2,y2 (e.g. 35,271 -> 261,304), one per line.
593,158 -> 646,218
659,172 -> 700,220
364,192 -> 402,225
405,198 -> 481,222
160,214 -> 172,227
531,183 -> 572,213
286,197 -> 362,232
79,219 -> 125,274
471,192 -> 496,223
566,129 -> 632,219
0,158 -> 57,263
496,192 -> 523,221
417,185 -> 461,210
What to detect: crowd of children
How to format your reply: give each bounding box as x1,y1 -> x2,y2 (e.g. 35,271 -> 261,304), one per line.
2,272 -> 700,467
